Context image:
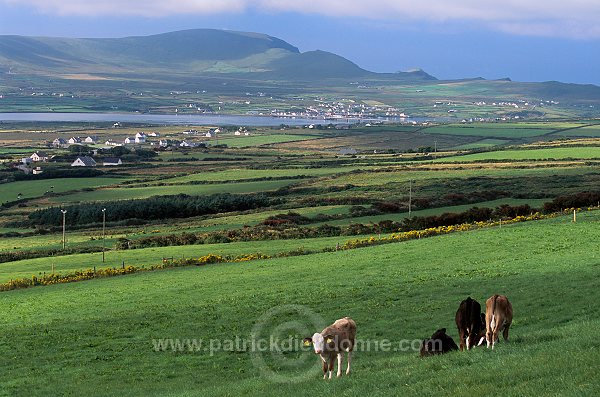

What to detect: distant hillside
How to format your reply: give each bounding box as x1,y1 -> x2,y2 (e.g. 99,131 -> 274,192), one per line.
0,29 -> 429,81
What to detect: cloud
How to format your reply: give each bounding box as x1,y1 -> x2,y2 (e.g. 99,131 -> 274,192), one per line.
3,0 -> 600,39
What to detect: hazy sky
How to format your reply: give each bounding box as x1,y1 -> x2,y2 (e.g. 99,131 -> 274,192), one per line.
1,0 -> 599,85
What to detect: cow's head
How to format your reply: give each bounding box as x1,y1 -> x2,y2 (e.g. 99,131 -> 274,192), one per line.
303,333 -> 334,354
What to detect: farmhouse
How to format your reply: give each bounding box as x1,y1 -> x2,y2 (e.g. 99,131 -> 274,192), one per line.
30,151 -> 49,162
124,137 -> 134,144
68,137 -> 82,145
32,166 -> 43,175
147,132 -> 160,137
71,156 -> 97,167
204,132 -> 213,138
103,157 -> 122,166
104,140 -> 121,146
180,140 -> 195,147
52,137 -> 67,147
158,139 -> 170,148
135,132 -> 147,143
84,136 -> 98,144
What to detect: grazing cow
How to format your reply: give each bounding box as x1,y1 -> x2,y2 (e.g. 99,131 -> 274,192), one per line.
303,317 -> 356,379
420,328 -> 459,357
485,294 -> 513,349
455,297 -> 485,351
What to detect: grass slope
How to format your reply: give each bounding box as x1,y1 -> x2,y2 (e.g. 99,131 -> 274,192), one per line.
1,213 -> 599,396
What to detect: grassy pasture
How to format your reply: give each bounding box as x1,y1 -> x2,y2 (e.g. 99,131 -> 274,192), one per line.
0,177 -> 127,203
0,234 -> 367,282
50,179 -> 295,203
451,139 -> 509,149
554,124 -> 600,137
437,147 -> 600,162
219,134 -> 316,147
304,165 -> 597,188
0,214 -> 598,396
138,166 -> 370,185
422,125 -> 555,138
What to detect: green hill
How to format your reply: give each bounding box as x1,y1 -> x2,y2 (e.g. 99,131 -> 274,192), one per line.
0,29 -> 387,80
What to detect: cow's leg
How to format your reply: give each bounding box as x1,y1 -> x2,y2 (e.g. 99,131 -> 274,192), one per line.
491,327 -> 499,350
458,329 -> 466,351
465,327 -> 471,350
346,351 -> 352,375
337,353 -> 343,377
503,323 -> 511,342
322,358 -> 328,379
486,316 -> 493,348
328,356 -> 335,379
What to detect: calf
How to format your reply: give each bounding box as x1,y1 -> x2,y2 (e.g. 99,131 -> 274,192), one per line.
455,297 -> 485,351
485,294 -> 513,349
420,328 -> 458,357
303,317 -> 356,379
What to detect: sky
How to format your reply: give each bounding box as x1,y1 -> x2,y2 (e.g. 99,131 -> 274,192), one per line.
0,0 -> 599,85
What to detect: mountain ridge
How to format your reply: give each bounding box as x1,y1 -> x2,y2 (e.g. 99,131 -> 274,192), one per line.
0,29 -> 435,81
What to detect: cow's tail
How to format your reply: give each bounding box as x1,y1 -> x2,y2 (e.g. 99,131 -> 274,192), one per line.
490,294 -> 499,331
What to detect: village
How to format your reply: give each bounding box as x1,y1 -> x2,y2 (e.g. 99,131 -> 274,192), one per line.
9,126 -> 253,175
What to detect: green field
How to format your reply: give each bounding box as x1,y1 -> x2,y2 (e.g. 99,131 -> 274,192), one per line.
422,124 -> 556,138
436,147 -> 600,162
50,179 -> 295,203
1,213 -> 598,396
220,134 -> 317,147
141,166 -> 368,185
451,139 -> 509,150
0,177 -> 127,203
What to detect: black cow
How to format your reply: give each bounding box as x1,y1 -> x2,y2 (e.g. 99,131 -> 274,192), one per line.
420,328 -> 459,357
455,297 -> 485,351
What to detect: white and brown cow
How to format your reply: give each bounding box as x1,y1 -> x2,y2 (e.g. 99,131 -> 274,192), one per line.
455,297 -> 486,351
303,317 -> 356,379
485,294 -> 513,349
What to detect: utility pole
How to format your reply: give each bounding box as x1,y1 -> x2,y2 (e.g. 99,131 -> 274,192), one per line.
409,179 -> 413,218
102,208 -> 106,262
57,210 -> 67,274
61,209 -> 67,249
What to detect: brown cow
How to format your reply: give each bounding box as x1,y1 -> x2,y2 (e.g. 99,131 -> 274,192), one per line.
485,294 -> 513,349
303,317 -> 356,379
420,328 -> 459,357
455,297 -> 486,351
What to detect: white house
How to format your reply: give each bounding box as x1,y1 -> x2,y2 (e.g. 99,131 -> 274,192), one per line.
32,166 -> 43,175
104,140 -> 121,146
124,137 -> 134,144
135,132 -> 147,143
30,151 -> 49,162
204,132 -> 213,138
159,139 -> 170,148
103,157 -> 122,166
180,140 -> 195,147
84,136 -> 97,144
52,137 -> 67,147
147,132 -> 160,137
68,137 -> 82,145
71,156 -> 97,167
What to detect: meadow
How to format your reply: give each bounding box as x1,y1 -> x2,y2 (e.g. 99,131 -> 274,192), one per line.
49,179 -> 295,203
0,177 -> 127,203
437,147 -> 600,162
0,213 -> 598,396
1,120 -> 600,396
